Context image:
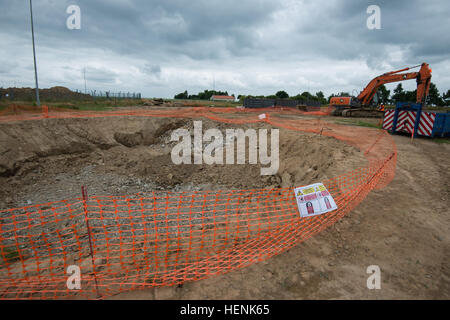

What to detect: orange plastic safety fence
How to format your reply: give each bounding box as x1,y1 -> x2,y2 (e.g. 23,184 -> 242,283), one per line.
0,106 -> 396,299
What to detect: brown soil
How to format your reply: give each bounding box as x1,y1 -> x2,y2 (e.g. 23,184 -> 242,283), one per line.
0,117 -> 364,208
111,131 -> 450,300
1,113 -> 449,299
0,86 -> 90,102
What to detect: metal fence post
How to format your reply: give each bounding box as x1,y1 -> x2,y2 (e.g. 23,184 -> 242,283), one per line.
81,186 -> 101,298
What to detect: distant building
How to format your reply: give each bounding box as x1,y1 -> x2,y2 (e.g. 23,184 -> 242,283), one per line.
210,95 -> 235,102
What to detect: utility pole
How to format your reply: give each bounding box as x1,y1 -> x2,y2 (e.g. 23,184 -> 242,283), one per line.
83,67 -> 87,94
29,0 -> 40,107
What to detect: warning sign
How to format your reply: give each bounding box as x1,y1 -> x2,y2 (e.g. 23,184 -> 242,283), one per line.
294,183 -> 337,218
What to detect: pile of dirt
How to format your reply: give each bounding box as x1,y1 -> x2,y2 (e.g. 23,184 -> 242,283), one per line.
0,86 -> 91,102
0,117 -> 366,209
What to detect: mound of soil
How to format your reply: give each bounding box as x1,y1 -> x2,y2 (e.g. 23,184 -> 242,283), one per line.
0,86 -> 91,102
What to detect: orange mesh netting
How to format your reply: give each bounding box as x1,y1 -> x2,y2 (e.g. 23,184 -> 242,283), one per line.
0,106 -> 396,299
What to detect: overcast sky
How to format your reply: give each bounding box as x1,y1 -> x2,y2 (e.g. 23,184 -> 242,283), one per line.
0,0 -> 449,98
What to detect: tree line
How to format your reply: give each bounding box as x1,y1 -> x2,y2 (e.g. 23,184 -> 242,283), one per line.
174,90 -> 234,100
238,91 -> 328,105
175,83 -> 450,106
389,83 -> 449,106
174,90 -> 328,104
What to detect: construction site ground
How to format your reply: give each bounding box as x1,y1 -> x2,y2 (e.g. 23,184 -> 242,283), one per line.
113,115 -> 450,300
0,107 -> 449,299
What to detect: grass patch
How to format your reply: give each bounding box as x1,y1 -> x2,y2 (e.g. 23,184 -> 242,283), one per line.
49,98 -> 144,111
354,120 -> 383,129
334,119 -> 383,129
0,98 -> 145,112
433,138 -> 450,144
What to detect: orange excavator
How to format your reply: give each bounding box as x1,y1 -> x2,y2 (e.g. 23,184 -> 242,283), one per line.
331,62 -> 432,117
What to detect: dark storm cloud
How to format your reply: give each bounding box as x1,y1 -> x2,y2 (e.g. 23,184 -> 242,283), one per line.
272,0 -> 450,65
0,0 -> 449,97
327,0 -> 450,64
0,0 -> 278,59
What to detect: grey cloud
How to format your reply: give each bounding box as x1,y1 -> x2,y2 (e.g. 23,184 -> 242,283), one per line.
142,64 -> 161,77
84,67 -> 118,83
0,0 -> 449,97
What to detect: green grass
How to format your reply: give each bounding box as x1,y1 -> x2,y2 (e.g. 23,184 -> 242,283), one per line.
354,120 -> 383,129
334,119 -> 383,129
1,97 -> 242,112
433,138 -> 450,144
50,98 -> 147,111
0,98 -> 145,112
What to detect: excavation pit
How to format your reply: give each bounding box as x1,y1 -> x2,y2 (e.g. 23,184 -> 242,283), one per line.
0,115 -> 369,298
0,117 -> 366,208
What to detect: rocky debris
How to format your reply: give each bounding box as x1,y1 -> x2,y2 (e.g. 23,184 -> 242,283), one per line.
153,98 -> 164,106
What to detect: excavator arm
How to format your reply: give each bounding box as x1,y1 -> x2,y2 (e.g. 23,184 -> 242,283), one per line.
357,63 -> 432,106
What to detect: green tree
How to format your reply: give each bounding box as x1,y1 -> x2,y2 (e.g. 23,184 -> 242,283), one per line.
443,89 -> 450,106
301,91 -> 313,99
275,91 -> 289,99
443,89 -> 450,99
405,89 -> 417,103
315,91 -> 327,104
316,91 -> 325,100
174,90 -> 188,99
177,89 -> 231,100
377,84 -> 390,104
392,84 -> 405,103
427,82 -> 444,106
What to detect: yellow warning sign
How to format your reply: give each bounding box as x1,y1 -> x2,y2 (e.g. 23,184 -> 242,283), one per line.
294,183 -> 338,218
302,187 -> 315,195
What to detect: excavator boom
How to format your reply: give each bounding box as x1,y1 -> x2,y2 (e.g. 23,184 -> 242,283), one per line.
331,63 -> 432,117
357,63 -> 432,105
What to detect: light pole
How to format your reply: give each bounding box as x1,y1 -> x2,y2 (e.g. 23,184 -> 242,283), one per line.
29,0 -> 40,107
84,67 -> 87,94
